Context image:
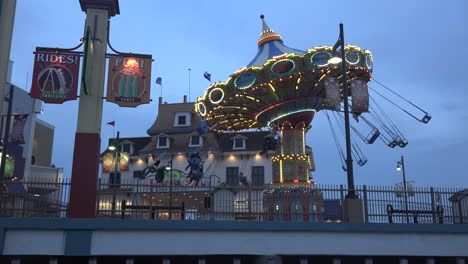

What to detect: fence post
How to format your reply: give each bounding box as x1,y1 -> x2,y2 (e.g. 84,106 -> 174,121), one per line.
248,184 -> 252,217
339,184 -> 344,220
430,187 -> 436,224
363,185 -> 369,223
121,199 -> 127,219
95,178 -> 101,217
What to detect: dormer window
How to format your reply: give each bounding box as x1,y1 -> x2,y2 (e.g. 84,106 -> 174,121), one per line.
120,143 -> 134,154
190,135 -> 202,147
233,138 -> 246,150
157,135 -> 169,148
174,112 -> 191,127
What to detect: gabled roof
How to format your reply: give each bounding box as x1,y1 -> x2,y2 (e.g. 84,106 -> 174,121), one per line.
146,102 -> 201,135
103,136 -> 151,156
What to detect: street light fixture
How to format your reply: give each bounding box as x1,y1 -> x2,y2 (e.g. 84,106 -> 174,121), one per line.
396,162 -> 402,171
108,144 -> 117,151
108,132 -> 120,217
166,160 -> 174,220
396,155 -> 410,223
328,56 -> 342,64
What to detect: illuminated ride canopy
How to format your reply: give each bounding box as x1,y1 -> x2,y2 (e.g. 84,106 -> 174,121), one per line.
195,16 -> 373,185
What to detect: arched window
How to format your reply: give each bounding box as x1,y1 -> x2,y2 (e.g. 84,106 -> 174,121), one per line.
291,199 -> 303,222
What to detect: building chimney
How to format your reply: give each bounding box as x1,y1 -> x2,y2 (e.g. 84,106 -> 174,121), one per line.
158,97 -> 162,104
183,95 -> 187,103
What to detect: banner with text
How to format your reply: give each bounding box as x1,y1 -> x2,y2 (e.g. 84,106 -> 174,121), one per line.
106,55 -> 152,107
31,51 -> 80,104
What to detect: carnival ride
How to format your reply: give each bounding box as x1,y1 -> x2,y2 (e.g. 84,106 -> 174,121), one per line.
192,15 -> 430,220
195,15 -> 430,180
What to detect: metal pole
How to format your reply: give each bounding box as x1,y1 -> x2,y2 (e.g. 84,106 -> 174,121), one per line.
401,155 -> 409,223
339,24 -> 356,199
111,132 -> 120,216
0,84 -> 14,181
169,159 -> 173,220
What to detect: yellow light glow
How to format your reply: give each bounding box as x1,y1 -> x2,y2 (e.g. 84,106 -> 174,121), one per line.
280,160 -> 283,182
125,59 -> 138,68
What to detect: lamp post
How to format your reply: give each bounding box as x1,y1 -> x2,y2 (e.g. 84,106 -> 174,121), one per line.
109,132 -> 120,217
396,155 -> 410,223
330,24 -> 357,199
165,160 -> 173,220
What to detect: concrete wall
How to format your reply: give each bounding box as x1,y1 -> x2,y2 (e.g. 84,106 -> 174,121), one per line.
1,219 -> 468,257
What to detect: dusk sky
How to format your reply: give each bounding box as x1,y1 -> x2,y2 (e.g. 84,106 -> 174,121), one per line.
8,0 -> 468,187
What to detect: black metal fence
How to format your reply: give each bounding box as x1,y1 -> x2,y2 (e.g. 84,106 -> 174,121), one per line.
1,178 -> 466,224
0,178 -> 70,218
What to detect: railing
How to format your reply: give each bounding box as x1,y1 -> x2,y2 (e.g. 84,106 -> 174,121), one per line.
1,178 -> 466,224
0,178 -> 70,218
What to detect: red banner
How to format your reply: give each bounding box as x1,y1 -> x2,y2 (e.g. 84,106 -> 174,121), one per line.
30,51 -> 80,104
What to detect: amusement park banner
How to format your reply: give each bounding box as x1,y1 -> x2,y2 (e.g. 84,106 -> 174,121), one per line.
30,51 -> 80,104
106,55 -> 152,107
102,152 -> 130,173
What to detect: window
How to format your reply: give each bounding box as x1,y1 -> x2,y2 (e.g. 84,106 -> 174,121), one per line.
174,112 -> 191,127
157,136 -> 169,148
273,201 -> 283,221
291,200 -> 303,222
120,143 -> 133,153
189,135 -> 202,147
178,115 -> 186,125
309,201 -> 318,222
251,166 -> 264,185
226,167 -> 239,186
233,138 -> 245,150
109,172 -> 121,189
133,170 -> 144,179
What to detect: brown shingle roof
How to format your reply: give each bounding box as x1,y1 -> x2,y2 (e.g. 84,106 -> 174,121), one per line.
216,131 -> 271,153
102,136 -> 151,156
139,132 -> 221,154
146,102 -> 201,135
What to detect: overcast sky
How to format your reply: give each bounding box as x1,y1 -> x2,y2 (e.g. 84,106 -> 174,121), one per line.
8,0 -> 468,187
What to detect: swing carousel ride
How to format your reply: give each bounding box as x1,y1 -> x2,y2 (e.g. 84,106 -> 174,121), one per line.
194,16 -> 430,219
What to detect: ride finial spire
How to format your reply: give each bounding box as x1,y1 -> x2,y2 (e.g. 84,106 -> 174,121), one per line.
257,14 -> 282,46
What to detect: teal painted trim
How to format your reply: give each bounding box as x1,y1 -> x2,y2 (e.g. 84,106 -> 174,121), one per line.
64,230 -> 92,256
1,218 -> 468,234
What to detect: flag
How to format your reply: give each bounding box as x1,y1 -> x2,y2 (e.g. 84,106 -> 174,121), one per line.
107,121 -> 115,127
156,77 -> 162,85
203,72 -> 211,81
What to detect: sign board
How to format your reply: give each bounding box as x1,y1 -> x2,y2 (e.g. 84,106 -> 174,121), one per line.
102,152 -> 130,173
106,55 -> 152,107
30,51 -> 80,103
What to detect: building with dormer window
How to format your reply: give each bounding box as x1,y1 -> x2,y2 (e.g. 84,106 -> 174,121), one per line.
100,96 -> 311,187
